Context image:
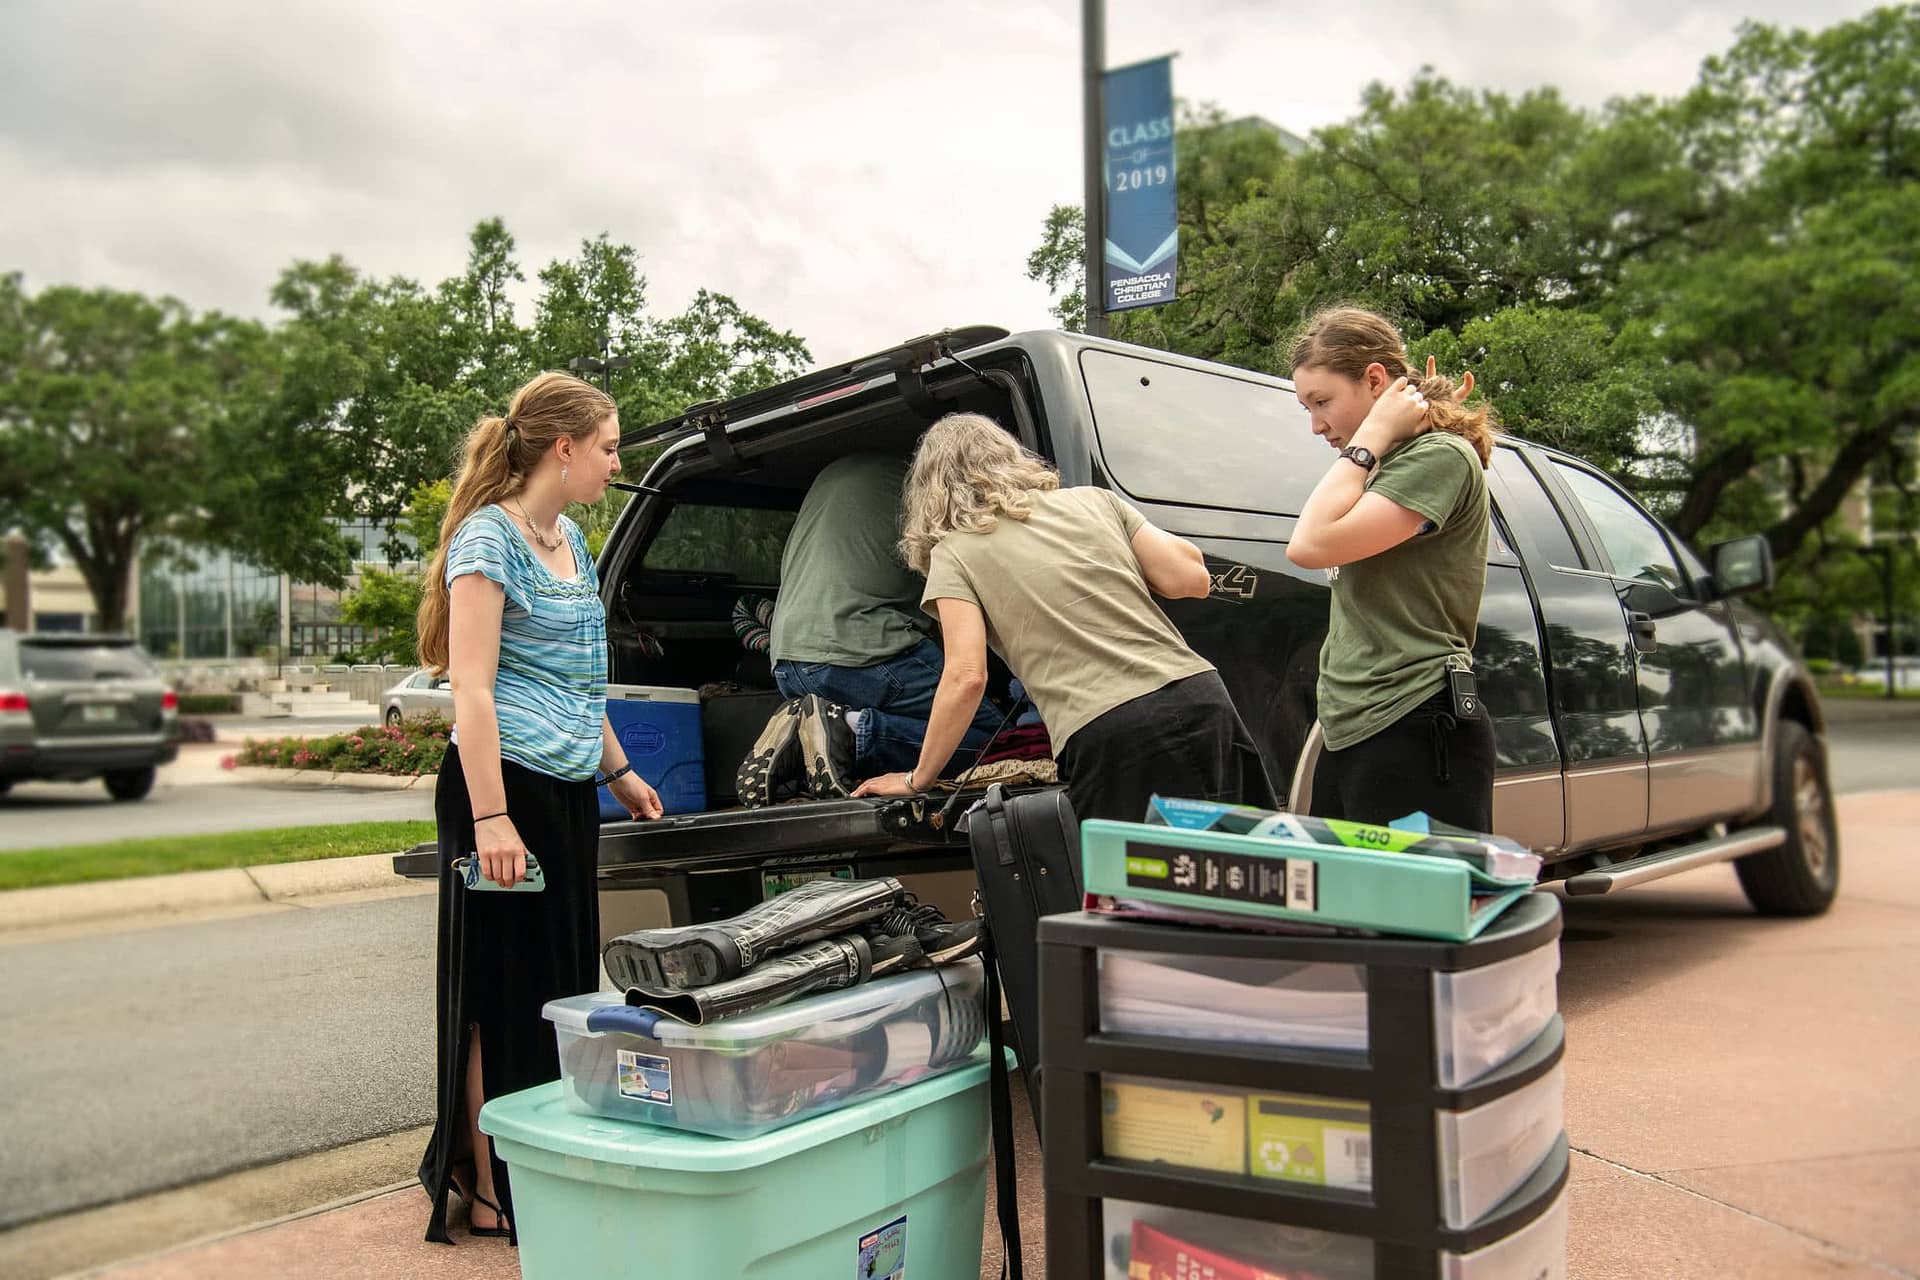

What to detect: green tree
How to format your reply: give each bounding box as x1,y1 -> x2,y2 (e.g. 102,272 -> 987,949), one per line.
1027,4 -> 1919,604
0,279 -> 345,630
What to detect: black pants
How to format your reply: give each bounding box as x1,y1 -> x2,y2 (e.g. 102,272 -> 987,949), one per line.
1310,685 -> 1496,832
1056,670 -> 1275,824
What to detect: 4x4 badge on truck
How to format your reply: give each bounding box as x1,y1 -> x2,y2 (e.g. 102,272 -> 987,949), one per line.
1210,564 -> 1259,600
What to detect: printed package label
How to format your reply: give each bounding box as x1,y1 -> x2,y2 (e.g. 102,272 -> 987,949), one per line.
858,1213 -> 906,1280
615,1049 -> 672,1106
1124,841 -> 1318,913
1247,1094 -> 1372,1191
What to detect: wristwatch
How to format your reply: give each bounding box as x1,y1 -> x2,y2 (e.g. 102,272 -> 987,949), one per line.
1338,444 -> 1378,471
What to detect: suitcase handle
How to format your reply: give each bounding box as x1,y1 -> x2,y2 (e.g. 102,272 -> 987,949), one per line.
984,783 -> 1017,868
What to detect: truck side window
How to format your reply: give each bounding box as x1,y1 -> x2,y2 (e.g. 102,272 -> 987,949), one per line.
1490,447 -> 1584,569
1551,462 -> 1687,593
644,504 -> 796,584
1080,350 -> 1326,516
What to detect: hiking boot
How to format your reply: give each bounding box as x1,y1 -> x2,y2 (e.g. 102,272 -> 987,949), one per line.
796,694 -> 858,798
736,698 -> 805,808
603,875 -> 906,991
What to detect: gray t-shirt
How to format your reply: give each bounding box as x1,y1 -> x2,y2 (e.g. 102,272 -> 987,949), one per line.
770,453 -> 927,667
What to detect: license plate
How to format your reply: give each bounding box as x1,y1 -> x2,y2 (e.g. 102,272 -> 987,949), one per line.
81,704 -> 119,723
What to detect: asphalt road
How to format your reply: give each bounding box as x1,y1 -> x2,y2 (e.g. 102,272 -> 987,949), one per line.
0,892 -> 438,1229
1823,705 -> 1920,795
0,755 -> 434,852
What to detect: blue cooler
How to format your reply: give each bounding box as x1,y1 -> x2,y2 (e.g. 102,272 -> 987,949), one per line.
479,1054 -> 992,1280
599,685 -> 704,818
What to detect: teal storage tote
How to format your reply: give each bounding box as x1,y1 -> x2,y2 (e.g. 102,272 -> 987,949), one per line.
479,1054 -> 993,1280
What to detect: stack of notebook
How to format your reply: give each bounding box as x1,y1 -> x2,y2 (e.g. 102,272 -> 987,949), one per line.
1082,797 -> 1542,943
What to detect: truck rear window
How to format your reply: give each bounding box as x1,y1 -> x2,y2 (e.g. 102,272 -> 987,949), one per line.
1081,350 -> 1327,516
21,643 -> 157,681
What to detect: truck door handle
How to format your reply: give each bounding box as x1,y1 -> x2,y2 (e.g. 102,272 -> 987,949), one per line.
1627,610 -> 1657,653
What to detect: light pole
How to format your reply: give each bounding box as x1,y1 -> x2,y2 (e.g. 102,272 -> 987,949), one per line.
569,333 -> 631,395
1852,545 -> 1899,699
1082,0 -> 1107,338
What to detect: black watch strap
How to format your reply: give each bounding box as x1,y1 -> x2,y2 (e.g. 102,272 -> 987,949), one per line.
1339,445 -> 1378,471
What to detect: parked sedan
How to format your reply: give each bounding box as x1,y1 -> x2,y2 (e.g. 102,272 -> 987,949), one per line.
382,670 -> 453,725
0,632 -> 179,801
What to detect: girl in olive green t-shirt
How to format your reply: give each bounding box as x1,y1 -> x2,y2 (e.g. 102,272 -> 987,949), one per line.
1285,307 -> 1497,832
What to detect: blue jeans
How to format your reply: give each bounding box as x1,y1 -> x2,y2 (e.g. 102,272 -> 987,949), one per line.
773,638 -> 1005,775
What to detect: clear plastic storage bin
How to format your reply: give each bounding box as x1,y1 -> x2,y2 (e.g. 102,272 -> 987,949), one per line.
1443,1189 -> 1568,1280
1098,1065 -> 1564,1232
1438,1063 -> 1565,1229
1098,939 -> 1557,1089
1432,939 -> 1559,1087
1100,1199 -> 1375,1280
1098,949 -> 1368,1053
546,959 -> 986,1138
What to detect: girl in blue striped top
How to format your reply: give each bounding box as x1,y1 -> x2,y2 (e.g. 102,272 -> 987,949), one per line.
414,371 -> 663,1244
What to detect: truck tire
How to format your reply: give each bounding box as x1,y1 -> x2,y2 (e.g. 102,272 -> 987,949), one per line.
1735,720 -> 1838,916
104,767 -> 157,802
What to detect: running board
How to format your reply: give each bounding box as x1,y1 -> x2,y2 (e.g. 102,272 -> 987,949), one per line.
1563,825 -> 1787,896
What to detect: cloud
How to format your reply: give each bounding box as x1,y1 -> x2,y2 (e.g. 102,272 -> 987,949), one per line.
0,0 -> 1884,363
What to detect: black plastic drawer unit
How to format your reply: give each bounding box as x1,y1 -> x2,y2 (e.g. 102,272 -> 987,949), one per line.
1039,892 -> 1567,1280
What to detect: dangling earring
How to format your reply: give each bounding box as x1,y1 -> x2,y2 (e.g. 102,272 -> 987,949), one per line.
561,465 -> 569,485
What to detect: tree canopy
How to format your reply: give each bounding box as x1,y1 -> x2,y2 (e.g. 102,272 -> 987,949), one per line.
1,219 -> 809,635
1030,6 -> 1919,630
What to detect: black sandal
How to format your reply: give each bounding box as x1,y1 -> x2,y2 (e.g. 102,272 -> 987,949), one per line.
464,1190 -> 512,1239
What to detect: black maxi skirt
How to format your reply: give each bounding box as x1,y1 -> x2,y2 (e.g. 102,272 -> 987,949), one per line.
418,741 -> 600,1244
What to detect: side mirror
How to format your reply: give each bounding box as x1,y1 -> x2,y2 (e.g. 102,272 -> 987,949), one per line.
1710,534 -> 1774,598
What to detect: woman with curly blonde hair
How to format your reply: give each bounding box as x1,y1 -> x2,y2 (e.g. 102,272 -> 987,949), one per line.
854,412 -> 1272,822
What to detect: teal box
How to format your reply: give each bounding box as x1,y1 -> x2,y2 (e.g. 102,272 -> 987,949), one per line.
480,1055 -> 992,1280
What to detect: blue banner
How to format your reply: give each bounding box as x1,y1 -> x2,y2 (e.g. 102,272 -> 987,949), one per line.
1101,56 -> 1177,313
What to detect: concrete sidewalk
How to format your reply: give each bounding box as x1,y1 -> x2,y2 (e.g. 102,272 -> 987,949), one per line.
25,792 -> 1920,1280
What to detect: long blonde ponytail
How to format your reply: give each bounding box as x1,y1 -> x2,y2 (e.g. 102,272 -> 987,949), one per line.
416,372 -> 615,671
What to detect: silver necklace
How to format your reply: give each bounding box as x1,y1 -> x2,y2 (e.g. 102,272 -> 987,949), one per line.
511,501 -> 564,551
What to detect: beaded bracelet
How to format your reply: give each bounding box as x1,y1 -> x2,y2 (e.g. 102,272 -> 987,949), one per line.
597,764 -> 633,787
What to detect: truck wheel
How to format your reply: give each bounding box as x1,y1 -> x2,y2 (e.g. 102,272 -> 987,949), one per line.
104,768 -> 157,802
1735,721 -> 1839,916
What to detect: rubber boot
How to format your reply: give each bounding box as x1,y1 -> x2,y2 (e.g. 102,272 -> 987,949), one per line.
603,875 -> 906,991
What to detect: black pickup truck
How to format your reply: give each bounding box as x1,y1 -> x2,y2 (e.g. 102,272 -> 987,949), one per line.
399,326 -> 1839,932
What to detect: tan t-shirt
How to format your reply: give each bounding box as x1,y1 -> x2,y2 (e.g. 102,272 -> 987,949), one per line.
920,487 -> 1214,749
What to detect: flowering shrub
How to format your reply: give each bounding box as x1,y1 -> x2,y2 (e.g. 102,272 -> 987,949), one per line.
237,715 -> 450,776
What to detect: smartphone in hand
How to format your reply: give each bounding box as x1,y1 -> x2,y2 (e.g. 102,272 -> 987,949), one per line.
452,854 -> 546,892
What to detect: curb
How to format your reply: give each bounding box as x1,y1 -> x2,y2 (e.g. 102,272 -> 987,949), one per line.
0,852 -> 428,935
224,766 -> 439,791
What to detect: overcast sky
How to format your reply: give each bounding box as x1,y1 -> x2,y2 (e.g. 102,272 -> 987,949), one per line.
0,0 -> 1881,368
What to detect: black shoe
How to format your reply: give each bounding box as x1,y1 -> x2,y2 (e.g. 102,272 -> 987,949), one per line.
736,698 -> 805,808
797,694 -> 858,798
866,896 -> 984,971
604,875 -> 906,990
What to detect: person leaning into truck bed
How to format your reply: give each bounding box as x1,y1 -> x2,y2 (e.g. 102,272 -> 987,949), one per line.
1285,307 -> 1496,832
851,412 -> 1274,823
744,452 -> 1002,801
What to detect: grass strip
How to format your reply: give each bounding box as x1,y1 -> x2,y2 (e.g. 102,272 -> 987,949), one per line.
0,821 -> 438,892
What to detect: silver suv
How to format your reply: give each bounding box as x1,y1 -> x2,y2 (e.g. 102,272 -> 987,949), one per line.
0,632 -> 179,801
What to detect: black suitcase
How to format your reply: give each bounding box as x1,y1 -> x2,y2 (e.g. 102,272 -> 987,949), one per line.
965,782 -> 1080,1280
